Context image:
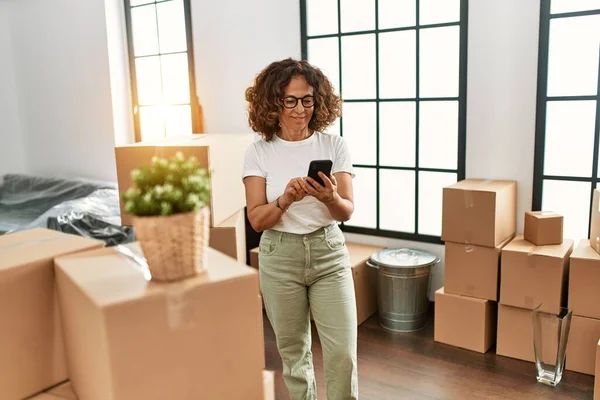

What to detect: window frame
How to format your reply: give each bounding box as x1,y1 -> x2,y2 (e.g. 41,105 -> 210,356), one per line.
123,0 -> 201,143
532,1 -> 600,239
299,0 -> 468,244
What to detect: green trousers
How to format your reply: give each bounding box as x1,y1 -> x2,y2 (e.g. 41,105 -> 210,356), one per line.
259,224 -> 358,400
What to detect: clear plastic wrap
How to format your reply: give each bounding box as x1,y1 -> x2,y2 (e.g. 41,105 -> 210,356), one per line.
0,174 -> 118,234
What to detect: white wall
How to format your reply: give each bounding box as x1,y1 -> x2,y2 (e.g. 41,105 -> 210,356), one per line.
0,1 -> 27,176
105,0 -> 134,147
190,0 -> 301,133
347,0 -> 541,299
7,0 -> 118,182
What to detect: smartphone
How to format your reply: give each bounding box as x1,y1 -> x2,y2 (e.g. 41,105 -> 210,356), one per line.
307,159 -> 333,187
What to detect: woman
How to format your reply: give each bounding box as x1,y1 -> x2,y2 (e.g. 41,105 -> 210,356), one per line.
242,58 -> 357,400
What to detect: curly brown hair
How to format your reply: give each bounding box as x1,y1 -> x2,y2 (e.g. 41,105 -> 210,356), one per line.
245,58 -> 342,141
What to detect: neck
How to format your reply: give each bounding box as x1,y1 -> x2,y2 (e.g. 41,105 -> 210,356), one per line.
278,126 -> 311,142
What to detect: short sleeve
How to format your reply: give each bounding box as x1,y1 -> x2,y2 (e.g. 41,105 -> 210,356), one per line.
332,136 -> 354,177
242,143 -> 266,180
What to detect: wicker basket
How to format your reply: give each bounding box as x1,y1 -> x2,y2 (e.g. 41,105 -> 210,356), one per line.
131,207 -> 210,281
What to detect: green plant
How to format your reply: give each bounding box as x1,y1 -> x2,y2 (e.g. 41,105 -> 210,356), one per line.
122,152 -> 211,217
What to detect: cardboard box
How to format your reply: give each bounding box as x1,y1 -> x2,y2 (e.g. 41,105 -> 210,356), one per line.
0,229 -> 102,400
347,242 -> 384,325
434,288 -> 497,353
263,371 -> 275,400
566,315 -> 600,375
496,304 -> 534,362
592,189 -> 600,255
444,234 -> 513,301
55,244 -> 264,400
209,209 -> 247,263
442,179 -> 517,247
115,133 -> 254,227
595,340 -> 600,400
524,211 -> 563,246
250,246 -> 259,270
569,240 -> 600,319
500,236 -> 573,312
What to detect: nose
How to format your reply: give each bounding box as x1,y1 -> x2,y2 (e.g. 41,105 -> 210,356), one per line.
294,102 -> 305,112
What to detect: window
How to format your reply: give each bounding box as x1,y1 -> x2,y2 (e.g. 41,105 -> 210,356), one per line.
300,0 -> 468,243
533,1 -> 600,241
124,0 -> 200,142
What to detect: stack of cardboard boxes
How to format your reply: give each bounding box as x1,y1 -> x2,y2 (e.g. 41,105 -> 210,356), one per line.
250,242 -> 384,326
115,133 -> 253,264
2,133 -> 276,399
565,189 -> 600,376
435,179 -> 517,353
496,209 -> 574,362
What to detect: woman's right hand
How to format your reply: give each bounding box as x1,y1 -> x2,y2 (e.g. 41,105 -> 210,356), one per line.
282,177 -> 309,206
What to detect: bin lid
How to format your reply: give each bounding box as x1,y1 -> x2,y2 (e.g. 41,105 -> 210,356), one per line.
369,248 -> 439,269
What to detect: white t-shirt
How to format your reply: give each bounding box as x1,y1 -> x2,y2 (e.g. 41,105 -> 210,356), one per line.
242,131 -> 354,234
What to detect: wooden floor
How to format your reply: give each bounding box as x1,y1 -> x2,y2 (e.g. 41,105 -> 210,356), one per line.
263,312 -> 595,400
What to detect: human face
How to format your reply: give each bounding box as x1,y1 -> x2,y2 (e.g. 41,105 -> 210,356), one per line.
278,75 -> 315,136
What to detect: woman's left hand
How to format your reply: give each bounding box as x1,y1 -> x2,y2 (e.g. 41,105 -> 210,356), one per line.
305,172 -> 338,204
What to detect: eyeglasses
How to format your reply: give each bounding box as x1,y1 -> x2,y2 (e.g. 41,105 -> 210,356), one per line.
280,95 -> 315,109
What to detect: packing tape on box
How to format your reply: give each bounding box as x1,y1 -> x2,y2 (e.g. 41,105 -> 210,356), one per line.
460,180 -> 493,244
527,246 -> 540,268
464,245 -> 475,253
115,245 -> 192,331
461,180 -> 494,210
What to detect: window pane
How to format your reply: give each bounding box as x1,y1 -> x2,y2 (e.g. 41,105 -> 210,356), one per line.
325,117 -> 341,135
130,0 -> 153,6
346,167 -> 377,228
418,171 -> 457,236
342,102 -> 376,165
135,56 -> 162,106
165,105 -> 192,137
419,26 -> 460,97
340,0 -> 375,33
306,0 -> 338,36
419,0 -> 460,25
380,169 -> 415,232
131,5 -> 159,56
161,53 -> 190,104
380,102 -> 416,167
551,0 -> 600,14
542,180 -> 591,241
379,30 -> 416,99
547,15 -> 600,96
156,0 -> 187,53
308,38 -> 340,95
341,34 -> 376,99
544,100 -> 596,177
139,106 -> 165,141
419,101 -> 458,169
379,0 -> 416,29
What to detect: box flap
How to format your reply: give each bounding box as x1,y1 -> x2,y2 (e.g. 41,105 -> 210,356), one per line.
503,235 -> 573,258
527,211 -> 562,220
345,242 -> 384,266
446,179 -> 515,193
0,229 -> 102,271
571,239 -> 600,261
435,287 -> 488,304
55,244 -> 257,307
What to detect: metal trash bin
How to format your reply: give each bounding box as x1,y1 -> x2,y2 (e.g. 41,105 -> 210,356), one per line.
367,248 -> 439,332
